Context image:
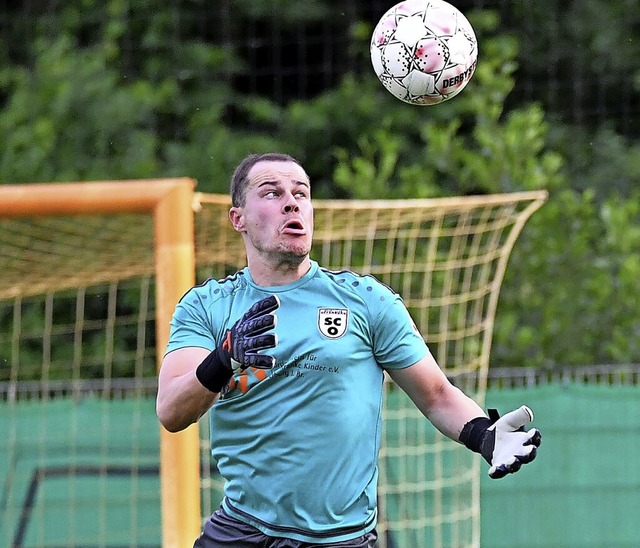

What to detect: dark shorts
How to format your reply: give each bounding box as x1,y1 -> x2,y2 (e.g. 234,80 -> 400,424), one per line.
193,507 -> 378,548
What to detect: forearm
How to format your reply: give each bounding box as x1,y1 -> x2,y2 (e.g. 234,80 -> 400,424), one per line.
156,368 -> 219,432
156,347 -> 221,432
390,359 -> 541,478
421,382 -> 486,441
387,357 -> 486,441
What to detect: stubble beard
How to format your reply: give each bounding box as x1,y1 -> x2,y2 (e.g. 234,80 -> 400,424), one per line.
273,240 -> 311,267
248,233 -> 312,269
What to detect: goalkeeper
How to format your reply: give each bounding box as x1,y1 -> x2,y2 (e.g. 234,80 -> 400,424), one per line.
156,152 -> 541,547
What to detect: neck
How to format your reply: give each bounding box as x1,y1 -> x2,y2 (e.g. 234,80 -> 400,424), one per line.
247,254 -> 312,286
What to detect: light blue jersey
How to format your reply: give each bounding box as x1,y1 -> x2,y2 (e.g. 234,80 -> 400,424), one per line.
166,260 -> 429,543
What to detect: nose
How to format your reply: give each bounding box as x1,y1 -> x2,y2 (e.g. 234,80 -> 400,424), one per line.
283,193 -> 300,213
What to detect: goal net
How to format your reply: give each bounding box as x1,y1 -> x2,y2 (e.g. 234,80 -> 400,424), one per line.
0,182 -> 546,547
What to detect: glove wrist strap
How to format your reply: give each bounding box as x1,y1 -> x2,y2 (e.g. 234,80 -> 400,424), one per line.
195,347 -> 233,393
459,416 -> 493,454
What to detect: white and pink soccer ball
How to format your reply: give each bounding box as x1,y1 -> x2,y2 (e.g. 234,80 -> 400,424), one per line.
370,0 -> 478,105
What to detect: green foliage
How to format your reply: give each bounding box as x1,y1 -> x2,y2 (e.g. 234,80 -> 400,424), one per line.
270,11 -> 564,199
510,0 -> 640,95
0,0 -> 285,191
548,123 -> 640,202
494,189 -> 640,367
0,1 -> 639,373
0,35 -> 161,182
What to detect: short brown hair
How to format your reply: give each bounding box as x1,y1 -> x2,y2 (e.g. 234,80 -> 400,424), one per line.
230,152 -> 303,207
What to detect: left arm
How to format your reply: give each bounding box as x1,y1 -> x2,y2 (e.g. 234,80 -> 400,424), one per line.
386,352 -> 485,441
387,352 -> 542,478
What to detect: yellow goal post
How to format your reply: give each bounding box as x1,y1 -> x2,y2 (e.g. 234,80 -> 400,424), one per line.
0,179 -> 201,547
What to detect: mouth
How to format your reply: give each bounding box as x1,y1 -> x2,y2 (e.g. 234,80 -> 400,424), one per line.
281,219 -> 306,235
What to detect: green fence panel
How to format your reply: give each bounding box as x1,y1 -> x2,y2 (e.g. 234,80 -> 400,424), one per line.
481,383 -> 640,548
3,383 -> 638,547
0,397 -> 161,547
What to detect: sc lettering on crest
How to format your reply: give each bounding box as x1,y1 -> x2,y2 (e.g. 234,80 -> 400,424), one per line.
318,308 -> 349,339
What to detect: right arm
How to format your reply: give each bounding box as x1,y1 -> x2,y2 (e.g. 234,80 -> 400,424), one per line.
156,347 -> 219,433
156,294 -> 281,433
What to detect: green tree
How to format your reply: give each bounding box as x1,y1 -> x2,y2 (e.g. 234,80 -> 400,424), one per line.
1,1 -> 639,372
495,189 -> 640,367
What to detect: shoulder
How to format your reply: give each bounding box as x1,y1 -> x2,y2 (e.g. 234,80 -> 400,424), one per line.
178,269 -> 249,308
317,266 -> 398,298
315,266 -> 401,317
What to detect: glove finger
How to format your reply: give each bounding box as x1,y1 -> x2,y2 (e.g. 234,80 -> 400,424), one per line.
490,445 -> 539,479
489,468 -> 506,480
245,333 -> 277,353
495,405 -> 534,432
242,295 -> 281,321
516,444 -> 538,465
489,456 -> 522,479
237,313 -> 278,337
503,437 -> 538,459
507,458 -> 523,474
488,463 -> 509,479
525,428 -> 542,448
244,353 -> 276,370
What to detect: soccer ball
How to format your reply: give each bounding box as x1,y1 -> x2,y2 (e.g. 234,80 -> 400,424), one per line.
370,0 -> 478,106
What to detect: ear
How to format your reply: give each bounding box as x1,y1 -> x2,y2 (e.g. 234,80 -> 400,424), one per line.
229,207 -> 246,233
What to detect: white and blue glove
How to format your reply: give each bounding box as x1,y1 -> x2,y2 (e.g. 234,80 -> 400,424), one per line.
459,405 -> 541,479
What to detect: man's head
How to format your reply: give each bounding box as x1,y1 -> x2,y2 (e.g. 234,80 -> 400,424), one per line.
229,153 -> 314,273
230,152 -> 304,208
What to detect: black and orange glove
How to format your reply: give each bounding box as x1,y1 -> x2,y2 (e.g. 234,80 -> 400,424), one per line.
195,295 -> 280,393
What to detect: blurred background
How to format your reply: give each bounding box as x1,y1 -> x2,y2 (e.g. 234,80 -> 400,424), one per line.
1,1 -> 639,547
1,0 -> 639,369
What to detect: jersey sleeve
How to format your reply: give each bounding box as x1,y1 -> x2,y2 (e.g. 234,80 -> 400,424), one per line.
371,293 -> 430,370
164,287 -> 217,355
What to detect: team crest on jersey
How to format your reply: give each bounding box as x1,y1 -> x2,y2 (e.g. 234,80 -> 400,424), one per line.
318,308 -> 349,339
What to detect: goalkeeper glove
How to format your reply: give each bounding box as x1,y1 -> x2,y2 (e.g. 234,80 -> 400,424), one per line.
459,405 -> 542,479
195,295 -> 280,393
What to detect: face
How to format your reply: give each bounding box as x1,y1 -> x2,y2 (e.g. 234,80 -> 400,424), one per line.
229,160 -> 314,262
